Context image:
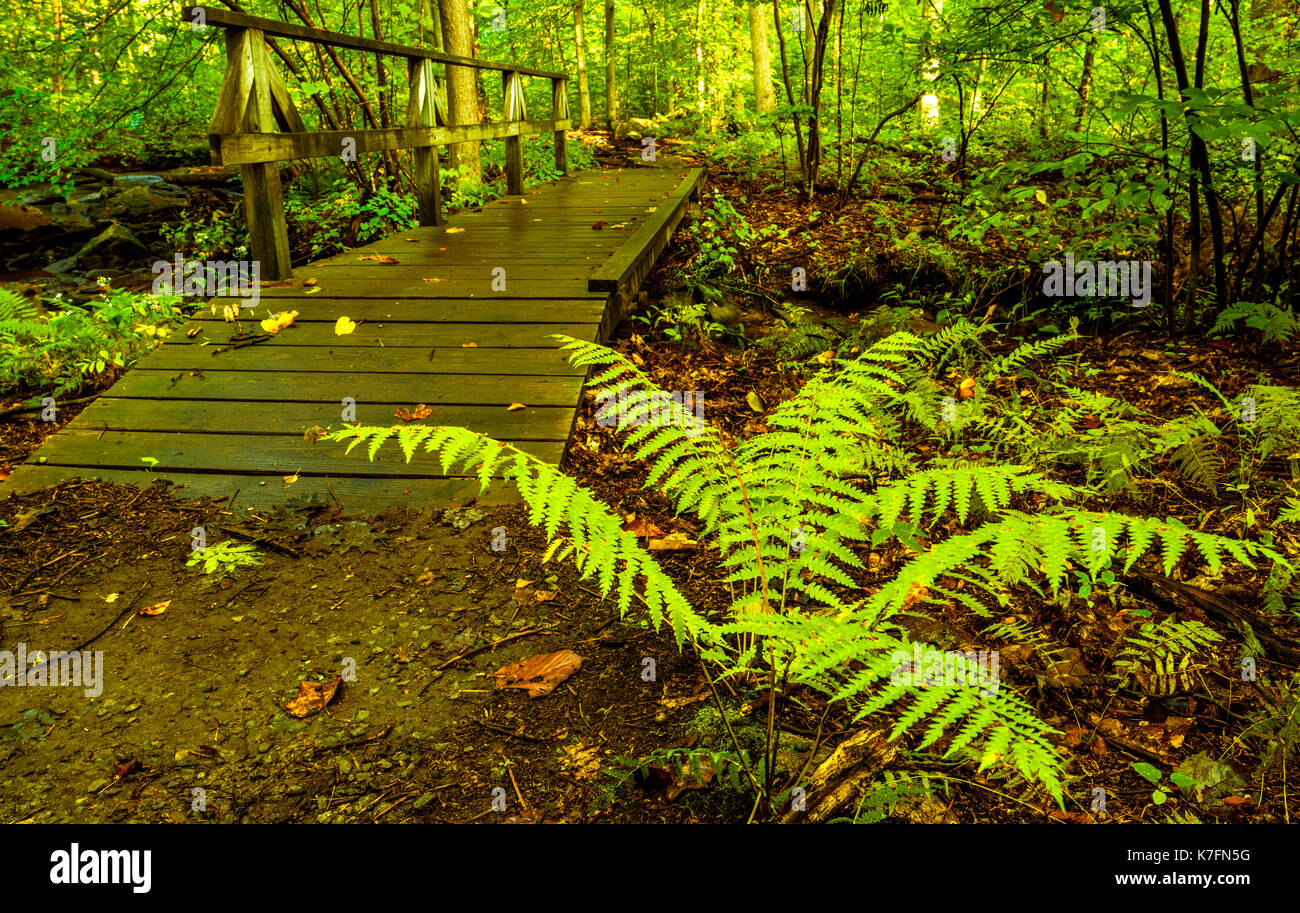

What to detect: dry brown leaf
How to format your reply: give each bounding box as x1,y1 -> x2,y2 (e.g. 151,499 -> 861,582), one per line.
395,404 -> 434,422
621,513 -> 665,539
492,649 -> 582,698
137,600 -> 171,617
285,676 -> 342,718
358,254 -> 399,263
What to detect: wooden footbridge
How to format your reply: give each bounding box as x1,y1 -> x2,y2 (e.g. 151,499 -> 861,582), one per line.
5,8 -> 703,511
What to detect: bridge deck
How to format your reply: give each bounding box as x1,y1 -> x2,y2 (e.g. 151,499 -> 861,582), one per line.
7,166 -> 703,511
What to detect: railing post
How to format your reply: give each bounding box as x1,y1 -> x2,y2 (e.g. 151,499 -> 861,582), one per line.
552,77 -> 570,175
407,57 -> 443,226
503,69 -> 526,196
213,28 -> 293,281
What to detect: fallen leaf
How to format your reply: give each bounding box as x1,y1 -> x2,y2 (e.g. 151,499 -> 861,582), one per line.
304,277 -> 318,286
113,760 -> 143,780
622,513 -> 664,539
335,316 -> 357,335
137,600 -> 171,617
958,377 -> 977,399
104,593 -> 121,604
358,254 -> 399,264
507,402 -> 527,411
592,220 -> 607,230
462,342 -> 478,347
446,227 -> 466,234
415,569 -> 438,586
492,649 -> 583,698
304,286 -> 323,294
260,310 -> 298,335
422,277 -> 442,283
745,390 -> 766,413
395,404 -> 433,422
303,425 -> 327,443
283,471 -> 300,484
285,676 -> 343,718
648,531 -> 698,551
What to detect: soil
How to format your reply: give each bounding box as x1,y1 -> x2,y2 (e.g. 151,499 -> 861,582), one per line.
0,481 -> 747,823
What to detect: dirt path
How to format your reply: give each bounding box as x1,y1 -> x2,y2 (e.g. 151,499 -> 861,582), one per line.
0,481 -> 720,823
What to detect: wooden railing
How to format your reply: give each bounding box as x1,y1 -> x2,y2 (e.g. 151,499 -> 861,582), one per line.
182,6 -> 572,280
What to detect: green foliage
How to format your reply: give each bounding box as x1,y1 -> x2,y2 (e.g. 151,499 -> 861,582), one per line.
1115,618 -> 1224,696
1131,761 -> 1199,806
186,541 -> 263,576
0,284 -> 185,405
334,329 -> 1287,811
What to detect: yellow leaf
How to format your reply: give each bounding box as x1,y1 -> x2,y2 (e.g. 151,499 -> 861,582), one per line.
745,390 -> 765,413
507,402 -> 527,411
335,316 -> 357,336
1034,189 -> 1048,206
260,310 -> 298,335
462,342 -> 478,347
283,471 -> 300,484
138,600 -> 171,617
445,227 -> 466,234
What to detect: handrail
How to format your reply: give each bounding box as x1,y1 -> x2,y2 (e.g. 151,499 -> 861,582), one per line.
183,6 -> 564,79
182,5 -> 572,280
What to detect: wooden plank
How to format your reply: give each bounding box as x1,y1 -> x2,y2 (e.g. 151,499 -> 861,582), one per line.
213,119 -> 573,166
106,370 -> 586,406
298,264 -> 596,279
188,299 -> 605,322
239,28 -> 293,281
68,398 -> 575,440
29,430 -> 564,476
164,321 -> 597,348
208,28 -> 254,136
134,345 -> 585,376
588,167 -> 704,294
255,278 -> 602,299
184,6 -> 563,78
553,78 -> 569,174
407,57 -> 442,226
504,70 -> 526,195
3,464 -> 523,510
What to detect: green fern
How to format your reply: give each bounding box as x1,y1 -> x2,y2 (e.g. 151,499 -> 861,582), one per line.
333,330 -> 1288,812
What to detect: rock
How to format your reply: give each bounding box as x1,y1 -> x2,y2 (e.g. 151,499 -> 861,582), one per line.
112,174 -> 164,186
50,222 -> 148,273
18,188 -> 64,206
707,301 -> 742,325
99,184 -> 186,219
0,203 -> 56,236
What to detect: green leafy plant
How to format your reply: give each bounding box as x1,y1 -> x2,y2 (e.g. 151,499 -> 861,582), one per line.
0,285 -> 185,406
186,541 -> 263,576
1131,761 -> 1198,806
331,329 -> 1285,818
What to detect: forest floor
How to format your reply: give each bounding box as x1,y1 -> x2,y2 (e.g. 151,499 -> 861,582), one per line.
2,142 -> 1299,823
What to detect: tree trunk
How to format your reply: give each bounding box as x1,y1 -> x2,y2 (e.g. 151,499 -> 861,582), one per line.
575,0 -> 593,127
749,3 -> 776,113
920,0 -> 942,122
439,0 -> 481,182
604,0 -> 617,128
